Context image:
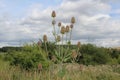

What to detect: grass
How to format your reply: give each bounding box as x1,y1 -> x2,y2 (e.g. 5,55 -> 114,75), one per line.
0,59 -> 120,80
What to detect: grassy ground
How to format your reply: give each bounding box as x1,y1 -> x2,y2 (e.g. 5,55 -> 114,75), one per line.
0,59 -> 120,80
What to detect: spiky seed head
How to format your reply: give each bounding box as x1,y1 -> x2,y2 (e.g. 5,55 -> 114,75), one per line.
58,22 -> 61,27
71,17 -> 75,24
38,63 -> 42,71
61,26 -> 66,34
77,41 -> 81,48
37,41 -> 41,46
43,34 -> 47,42
51,11 -> 56,18
71,50 -> 77,59
51,55 -> 56,62
65,25 -> 70,32
52,20 -> 56,25
70,24 -> 74,29
57,35 -> 61,42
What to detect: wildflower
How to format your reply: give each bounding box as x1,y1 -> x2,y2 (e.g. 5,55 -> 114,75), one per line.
43,34 -> 47,42
37,41 -> 41,46
79,64 -> 83,71
71,50 -> 77,59
60,26 -> 66,34
71,17 -> 75,24
51,11 -> 56,18
51,55 -> 56,62
65,25 -> 70,32
77,41 -> 81,48
57,35 -> 61,42
38,63 -> 42,72
58,22 -> 61,27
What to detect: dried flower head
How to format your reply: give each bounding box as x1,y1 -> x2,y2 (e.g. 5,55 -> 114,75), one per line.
38,63 -> 42,72
71,17 -> 75,24
61,26 -> 66,34
79,64 -> 83,71
58,22 -> 61,27
51,55 -> 56,62
52,20 -> 56,25
43,35 -> 47,42
51,11 -> 56,18
77,41 -> 81,48
57,35 -> 61,42
65,25 -> 70,32
37,40 -> 42,46
70,24 -> 74,29
71,50 -> 77,59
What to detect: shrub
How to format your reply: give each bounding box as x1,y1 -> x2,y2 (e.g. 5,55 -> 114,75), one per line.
4,44 -> 50,70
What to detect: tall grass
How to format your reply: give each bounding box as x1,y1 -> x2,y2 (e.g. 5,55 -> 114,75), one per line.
0,59 -> 120,80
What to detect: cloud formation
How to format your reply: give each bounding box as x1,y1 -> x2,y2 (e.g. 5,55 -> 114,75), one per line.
0,0 -> 120,47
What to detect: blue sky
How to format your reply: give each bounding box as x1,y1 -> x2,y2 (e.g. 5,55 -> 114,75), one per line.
0,0 -> 120,47
0,0 -> 62,18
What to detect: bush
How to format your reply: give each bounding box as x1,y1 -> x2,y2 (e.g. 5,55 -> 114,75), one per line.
93,48 -> 111,64
78,44 -> 112,65
4,44 -> 50,70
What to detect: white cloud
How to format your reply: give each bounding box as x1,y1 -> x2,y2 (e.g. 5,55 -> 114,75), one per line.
0,0 -> 120,47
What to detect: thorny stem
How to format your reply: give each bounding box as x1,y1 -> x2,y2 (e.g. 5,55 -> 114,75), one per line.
62,34 -> 64,63
53,25 -> 57,41
70,29 -> 73,43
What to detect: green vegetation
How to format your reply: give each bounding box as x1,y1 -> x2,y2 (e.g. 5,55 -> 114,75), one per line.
0,10 -> 120,80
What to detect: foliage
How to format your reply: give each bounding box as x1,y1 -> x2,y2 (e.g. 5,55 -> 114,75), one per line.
4,44 -> 50,70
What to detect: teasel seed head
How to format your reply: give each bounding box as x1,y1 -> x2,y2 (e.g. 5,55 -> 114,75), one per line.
70,24 -> 74,29
51,11 -> 56,18
71,17 -> 75,24
52,20 -> 56,25
77,41 -> 81,48
65,25 -> 70,32
58,22 -> 61,27
37,40 -> 42,46
43,34 -> 47,42
71,50 -> 77,59
51,55 -> 56,62
57,35 -> 61,42
61,26 -> 66,34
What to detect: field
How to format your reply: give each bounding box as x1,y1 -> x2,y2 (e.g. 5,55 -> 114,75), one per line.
0,59 -> 120,80
0,11 -> 120,80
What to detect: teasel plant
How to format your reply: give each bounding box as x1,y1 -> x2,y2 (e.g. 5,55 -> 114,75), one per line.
51,11 -> 57,42
69,17 -> 75,44
71,42 -> 81,63
65,25 -> 70,44
51,10 -> 77,63
43,34 -> 48,58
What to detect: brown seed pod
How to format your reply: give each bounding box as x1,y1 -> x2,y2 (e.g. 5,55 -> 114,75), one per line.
61,26 -> 66,34
57,35 -> 61,42
51,11 -> 56,18
71,17 -> 75,24
77,41 -> 81,48
71,50 -> 77,59
37,41 -> 41,46
58,22 -> 61,27
43,34 -> 47,42
52,20 -> 56,25
70,24 -> 74,29
65,25 -> 70,32
38,63 -> 42,72
51,55 -> 56,62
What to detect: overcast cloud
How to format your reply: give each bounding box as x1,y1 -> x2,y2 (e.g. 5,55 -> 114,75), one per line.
0,0 -> 120,47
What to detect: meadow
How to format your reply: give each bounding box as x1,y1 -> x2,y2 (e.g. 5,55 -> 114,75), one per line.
0,11 -> 120,80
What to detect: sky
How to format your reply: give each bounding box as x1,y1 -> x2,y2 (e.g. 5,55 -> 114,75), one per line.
0,0 -> 120,48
